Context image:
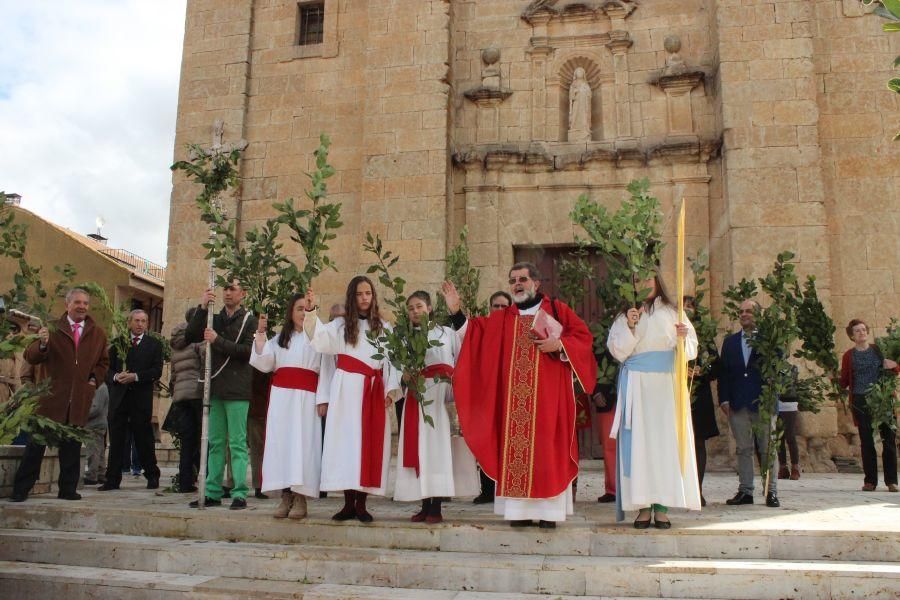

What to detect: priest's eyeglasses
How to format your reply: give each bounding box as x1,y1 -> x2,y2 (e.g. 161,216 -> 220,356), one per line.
508,276 -> 530,285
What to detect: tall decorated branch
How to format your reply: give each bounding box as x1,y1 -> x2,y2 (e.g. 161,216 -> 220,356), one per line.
171,126 -> 246,508
363,233 -> 443,427
0,192 -> 87,446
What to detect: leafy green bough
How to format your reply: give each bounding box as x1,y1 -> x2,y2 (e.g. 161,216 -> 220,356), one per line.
363,233 -> 443,427
433,226 -> 487,323
867,319 -> 900,435
0,192 -> 86,447
171,134 -> 342,326
721,251 -> 842,487
687,250 -> 720,401
559,178 -> 665,389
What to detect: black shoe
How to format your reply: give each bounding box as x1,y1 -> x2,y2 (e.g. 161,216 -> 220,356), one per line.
97,483 -> 120,491
597,493 -> 616,503
177,486 -> 198,494
726,491 -> 753,505
510,519 -> 533,527
472,492 -> 494,505
319,491 -> 328,499
230,498 -> 247,510
633,516 -> 652,529
356,510 -> 374,523
654,516 -> 672,530
332,506 -> 356,521
146,478 -> 159,490
57,491 -> 82,501
538,520 -> 556,529
9,493 -> 26,503
83,478 -> 98,486
701,495 -> 707,507
254,489 -> 269,500
765,492 -> 780,508
189,497 -> 222,508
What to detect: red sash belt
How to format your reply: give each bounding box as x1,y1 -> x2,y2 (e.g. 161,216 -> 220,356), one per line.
403,363 -> 454,477
271,367 -> 319,393
336,354 -> 386,488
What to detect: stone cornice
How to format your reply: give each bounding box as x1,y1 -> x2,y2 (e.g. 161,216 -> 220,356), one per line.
654,70 -> 706,95
452,138 -> 722,172
463,86 -> 514,105
521,1 -> 637,26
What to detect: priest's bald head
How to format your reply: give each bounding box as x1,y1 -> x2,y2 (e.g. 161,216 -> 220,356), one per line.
508,262 -> 541,304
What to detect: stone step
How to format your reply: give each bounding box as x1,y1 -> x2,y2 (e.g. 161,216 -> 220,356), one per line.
1,529 -> 898,599
1,500 -> 897,563
0,561 -> 670,600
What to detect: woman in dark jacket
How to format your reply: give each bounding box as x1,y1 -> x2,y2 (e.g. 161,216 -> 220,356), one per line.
839,319 -> 898,492
169,307 -> 203,493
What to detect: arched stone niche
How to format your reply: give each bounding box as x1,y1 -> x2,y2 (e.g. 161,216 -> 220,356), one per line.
551,55 -> 612,142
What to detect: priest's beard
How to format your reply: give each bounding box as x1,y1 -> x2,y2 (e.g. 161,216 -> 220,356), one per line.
512,288 -> 536,304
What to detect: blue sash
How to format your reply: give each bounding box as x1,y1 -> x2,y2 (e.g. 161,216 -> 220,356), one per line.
614,350 -> 675,522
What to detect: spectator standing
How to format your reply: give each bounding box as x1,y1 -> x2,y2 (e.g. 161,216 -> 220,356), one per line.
10,288 -> 109,502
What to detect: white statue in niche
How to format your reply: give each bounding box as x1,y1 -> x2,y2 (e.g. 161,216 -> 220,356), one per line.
567,67 -> 592,141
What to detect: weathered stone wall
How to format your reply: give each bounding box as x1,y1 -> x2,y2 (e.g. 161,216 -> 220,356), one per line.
163,0 -> 899,471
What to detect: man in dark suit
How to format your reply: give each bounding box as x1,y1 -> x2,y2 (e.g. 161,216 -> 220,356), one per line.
719,300 -> 779,508
99,309 -> 163,490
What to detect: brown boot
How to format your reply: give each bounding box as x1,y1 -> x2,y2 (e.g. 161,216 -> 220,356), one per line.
288,493 -> 307,520
777,465 -> 790,480
274,490 -> 292,519
790,465 -> 800,480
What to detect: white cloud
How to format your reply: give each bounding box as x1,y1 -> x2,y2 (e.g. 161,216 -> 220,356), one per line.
0,0 -> 188,265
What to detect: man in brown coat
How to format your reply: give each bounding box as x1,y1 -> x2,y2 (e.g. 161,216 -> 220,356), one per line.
10,287 -> 109,502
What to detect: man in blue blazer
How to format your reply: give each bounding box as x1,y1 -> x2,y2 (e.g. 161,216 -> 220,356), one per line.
718,300 -> 780,508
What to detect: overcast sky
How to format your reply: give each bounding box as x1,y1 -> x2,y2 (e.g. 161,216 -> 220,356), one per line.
1,0 -> 187,266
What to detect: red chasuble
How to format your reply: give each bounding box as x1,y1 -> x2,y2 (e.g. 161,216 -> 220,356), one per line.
453,296 -> 597,499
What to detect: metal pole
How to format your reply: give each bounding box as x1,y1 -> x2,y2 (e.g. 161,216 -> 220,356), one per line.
197,226 -> 216,508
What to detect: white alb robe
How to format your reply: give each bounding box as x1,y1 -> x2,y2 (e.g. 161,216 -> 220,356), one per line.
249,331 -> 334,496
607,298 -> 702,514
459,301 -> 574,521
310,315 -> 401,496
394,325 -> 462,501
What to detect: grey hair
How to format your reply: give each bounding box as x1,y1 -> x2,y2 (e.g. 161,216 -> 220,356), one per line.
509,262 -> 541,280
65,288 -> 91,302
128,309 -> 148,321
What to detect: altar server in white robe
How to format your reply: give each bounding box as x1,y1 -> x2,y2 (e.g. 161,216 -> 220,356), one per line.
249,292 -> 334,519
304,277 -> 401,523
394,291 -> 464,524
608,275 -> 702,530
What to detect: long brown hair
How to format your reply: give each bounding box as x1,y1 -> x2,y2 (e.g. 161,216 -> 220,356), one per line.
277,293 -> 305,349
343,275 -> 384,346
644,274 -> 672,313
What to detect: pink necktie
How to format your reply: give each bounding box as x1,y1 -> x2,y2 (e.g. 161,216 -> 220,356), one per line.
72,323 -> 81,351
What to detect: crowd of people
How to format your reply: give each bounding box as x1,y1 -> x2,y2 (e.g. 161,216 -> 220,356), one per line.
5,263 -> 899,529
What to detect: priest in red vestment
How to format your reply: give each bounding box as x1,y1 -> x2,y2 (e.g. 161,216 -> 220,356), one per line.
443,262 -> 597,528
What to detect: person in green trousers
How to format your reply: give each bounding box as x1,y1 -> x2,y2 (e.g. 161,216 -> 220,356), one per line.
185,278 -> 257,510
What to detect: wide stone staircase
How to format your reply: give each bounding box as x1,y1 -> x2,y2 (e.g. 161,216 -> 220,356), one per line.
0,471 -> 898,599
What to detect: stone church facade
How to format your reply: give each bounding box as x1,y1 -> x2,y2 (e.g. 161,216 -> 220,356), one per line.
165,0 -> 899,470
